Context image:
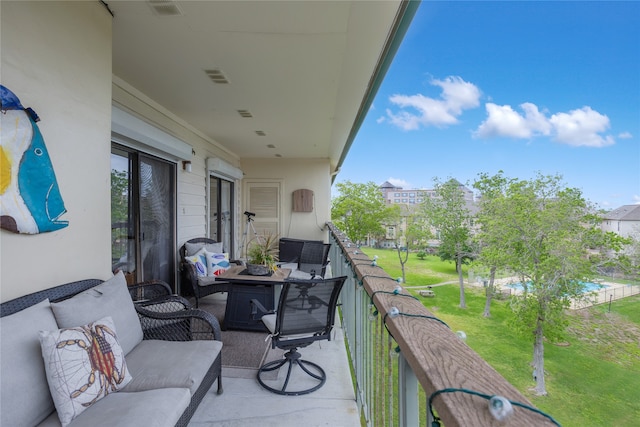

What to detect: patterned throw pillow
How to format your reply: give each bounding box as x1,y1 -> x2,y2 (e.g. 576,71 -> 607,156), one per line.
185,247 -> 208,277
205,252 -> 231,276
39,316 -> 132,427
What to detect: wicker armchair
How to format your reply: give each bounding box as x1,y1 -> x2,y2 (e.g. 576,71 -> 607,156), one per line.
179,238 -> 236,307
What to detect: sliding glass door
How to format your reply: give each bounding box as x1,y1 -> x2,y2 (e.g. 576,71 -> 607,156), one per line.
111,144 -> 176,288
209,175 -> 235,258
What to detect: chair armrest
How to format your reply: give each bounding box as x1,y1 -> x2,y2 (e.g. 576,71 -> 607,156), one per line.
137,294 -> 193,311
249,298 -> 273,320
128,280 -> 173,302
134,305 -> 222,341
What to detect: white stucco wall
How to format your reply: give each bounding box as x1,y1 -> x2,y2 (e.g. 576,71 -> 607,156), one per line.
240,158 -> 331,242
1,2 -> 113,302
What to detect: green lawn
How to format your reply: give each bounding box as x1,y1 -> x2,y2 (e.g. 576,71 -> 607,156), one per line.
361,248 -> 640,427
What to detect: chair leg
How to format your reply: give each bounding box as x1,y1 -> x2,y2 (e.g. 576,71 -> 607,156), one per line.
256,349 -> 326,396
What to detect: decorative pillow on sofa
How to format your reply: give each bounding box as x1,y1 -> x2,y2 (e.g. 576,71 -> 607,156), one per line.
0,299 -> 58,427
185,241 -> 223,256
185,247 -> 208,277
39,316 -> 132,427
50,271 -> 143,355
205,252 -> 231,276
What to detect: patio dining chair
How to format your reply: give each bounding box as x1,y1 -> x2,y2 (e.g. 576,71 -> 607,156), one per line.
250,275 -> 347,395
297,241 -> 331,278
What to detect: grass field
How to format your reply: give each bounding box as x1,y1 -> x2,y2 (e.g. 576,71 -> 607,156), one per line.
361,248 -> 640,427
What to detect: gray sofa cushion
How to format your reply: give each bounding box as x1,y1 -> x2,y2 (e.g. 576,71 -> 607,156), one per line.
36,388 -> 191,427
123,339 -> 222,395
50,271 -> 143,354
1,299 -> 58,427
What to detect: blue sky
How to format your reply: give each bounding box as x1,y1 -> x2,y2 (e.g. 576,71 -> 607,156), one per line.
336,1 -> 639,209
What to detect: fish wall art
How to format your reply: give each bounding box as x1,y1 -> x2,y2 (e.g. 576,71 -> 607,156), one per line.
0,85 -> 68,234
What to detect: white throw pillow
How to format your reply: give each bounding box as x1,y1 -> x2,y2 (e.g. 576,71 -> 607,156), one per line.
205,252 -> 231,276
185,247 -> 208,277
39,316 -> 132,427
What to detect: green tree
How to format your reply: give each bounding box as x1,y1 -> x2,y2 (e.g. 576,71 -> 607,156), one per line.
421,178 -> 475,308
473,171 -> 517,317
477,172 -> 627,396
331,181 -> 396,245
390,210 -> 430,284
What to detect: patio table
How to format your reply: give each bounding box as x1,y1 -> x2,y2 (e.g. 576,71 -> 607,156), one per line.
216,265 -> 291,331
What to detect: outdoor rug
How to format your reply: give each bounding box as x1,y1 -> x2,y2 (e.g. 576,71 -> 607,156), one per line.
197,297 -> 284,379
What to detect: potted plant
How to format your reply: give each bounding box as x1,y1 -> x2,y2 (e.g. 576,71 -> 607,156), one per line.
246,232 -> 279,275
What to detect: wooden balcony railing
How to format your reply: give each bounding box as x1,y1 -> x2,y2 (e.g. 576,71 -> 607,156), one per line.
327,223 -> 560,427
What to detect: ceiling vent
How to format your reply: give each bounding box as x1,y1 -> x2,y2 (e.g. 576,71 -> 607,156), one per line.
237,110 -> 253,118
256,131 -> 267,136
148,1 -> 183,16
205,69 -> 229,84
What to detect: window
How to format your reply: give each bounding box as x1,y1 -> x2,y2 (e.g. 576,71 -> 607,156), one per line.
209,176 -> 235,258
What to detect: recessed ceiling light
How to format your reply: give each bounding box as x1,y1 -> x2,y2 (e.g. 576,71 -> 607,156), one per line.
205,69 -> 229,84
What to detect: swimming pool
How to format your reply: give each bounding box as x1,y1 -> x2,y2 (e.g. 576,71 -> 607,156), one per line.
506,281 -> 609,293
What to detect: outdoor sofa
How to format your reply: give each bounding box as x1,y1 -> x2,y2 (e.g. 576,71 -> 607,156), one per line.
0,271 -> 223,427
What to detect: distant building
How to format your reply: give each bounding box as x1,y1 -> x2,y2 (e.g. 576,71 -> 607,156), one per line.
601,204 -> 640,238
377,180 -> 477,249
379,180 -> 474,206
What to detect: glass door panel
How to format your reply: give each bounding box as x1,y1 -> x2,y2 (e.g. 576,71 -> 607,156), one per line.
209,176 -> 235,257
111,145 -> 176,288
139,154 -> 176,285
110,149 -> 136,284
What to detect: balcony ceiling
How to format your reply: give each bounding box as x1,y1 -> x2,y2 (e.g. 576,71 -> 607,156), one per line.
110,0 -> 410,170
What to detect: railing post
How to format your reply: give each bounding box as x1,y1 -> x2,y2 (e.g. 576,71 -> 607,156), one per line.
398,352 -> 419,427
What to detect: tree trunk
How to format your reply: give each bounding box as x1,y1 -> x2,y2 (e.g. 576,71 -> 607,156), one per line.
397,247 -> 407,284
533,320 -> 547,396
457,254 -> 466,308
482,266 -> 497,317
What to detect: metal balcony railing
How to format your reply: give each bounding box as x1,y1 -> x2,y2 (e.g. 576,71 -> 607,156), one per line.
327,223 -> 560,427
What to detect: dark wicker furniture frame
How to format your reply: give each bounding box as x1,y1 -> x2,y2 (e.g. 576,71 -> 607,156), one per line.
1,278 -> 223,427
179,237 -> 233,307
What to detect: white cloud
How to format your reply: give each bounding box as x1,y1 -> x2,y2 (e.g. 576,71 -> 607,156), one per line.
474,103 -> 550,139
618,131 -> 633,139
550,107 -> 614,147
387,178 -> 411,188
475,103 -> 615,147
634,195 -> 640,204
383,76 -> 481,130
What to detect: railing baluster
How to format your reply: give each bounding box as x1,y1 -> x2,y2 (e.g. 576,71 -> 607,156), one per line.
329,224 -> 558,426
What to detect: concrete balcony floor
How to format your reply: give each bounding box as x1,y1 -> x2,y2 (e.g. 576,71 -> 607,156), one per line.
188,304 -> 360,427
